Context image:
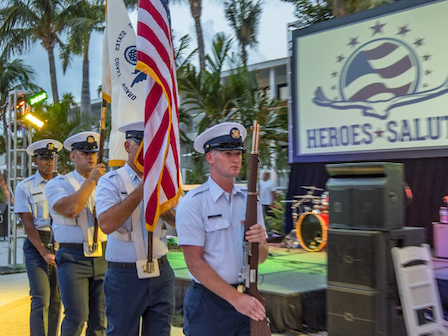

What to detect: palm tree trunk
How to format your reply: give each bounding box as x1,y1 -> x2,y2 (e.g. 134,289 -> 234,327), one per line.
47,46 -> 60,104
81,35 -> 91,116
190,0 -> 206,70
242,45 -> 248,69
332,0 -> 350,17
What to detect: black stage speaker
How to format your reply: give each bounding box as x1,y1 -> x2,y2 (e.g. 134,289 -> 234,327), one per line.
327,227 -> 426,290
326,162 -> 404,230
327,285 -> 406,336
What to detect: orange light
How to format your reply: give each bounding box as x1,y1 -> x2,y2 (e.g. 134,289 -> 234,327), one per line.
24,113 -> 44,128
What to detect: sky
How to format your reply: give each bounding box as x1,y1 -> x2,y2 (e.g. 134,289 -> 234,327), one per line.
19,0 -> 297,103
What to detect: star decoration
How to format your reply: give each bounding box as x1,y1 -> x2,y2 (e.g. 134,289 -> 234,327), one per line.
425,69 -> 432,76
347,37 -> 360,48
422,54 -> 432,62
374,128 -> 385,138
336,54 -> 345,63
331,85 -> 337,91
397,24 -> 411,37
370,20 -> 386,36
331,71 -> 338,78
422,83 -> 429,88
413,37 -> 425,47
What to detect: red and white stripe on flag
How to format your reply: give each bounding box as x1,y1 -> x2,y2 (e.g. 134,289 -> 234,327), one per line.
136,0 -> 182,231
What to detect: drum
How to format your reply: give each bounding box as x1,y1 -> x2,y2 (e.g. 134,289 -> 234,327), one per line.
296,212 -> 329,252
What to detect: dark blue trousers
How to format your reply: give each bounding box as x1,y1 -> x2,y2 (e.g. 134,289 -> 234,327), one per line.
183,282 -> 250,336
24,237 -> 61,336
55,245 -> 107,336
103,260 -> 175,336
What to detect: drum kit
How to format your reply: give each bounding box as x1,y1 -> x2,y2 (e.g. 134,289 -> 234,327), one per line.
292,186 -> 329,252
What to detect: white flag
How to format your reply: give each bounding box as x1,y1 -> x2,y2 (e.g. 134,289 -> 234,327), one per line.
102,0 -> 146,166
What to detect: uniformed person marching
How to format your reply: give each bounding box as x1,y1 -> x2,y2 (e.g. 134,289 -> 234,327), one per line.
45,131 -> 107,336
96,121 -> 175,336
175,122 -> 269,336
14,139 -> 62,336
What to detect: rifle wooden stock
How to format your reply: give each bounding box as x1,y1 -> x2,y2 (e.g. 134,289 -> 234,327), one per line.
244,121 -> 271,336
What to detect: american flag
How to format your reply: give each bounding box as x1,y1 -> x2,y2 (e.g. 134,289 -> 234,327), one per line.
343,41 -> 416,101
136,0 -> 182,230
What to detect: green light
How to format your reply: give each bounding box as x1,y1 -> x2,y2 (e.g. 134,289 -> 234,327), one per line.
29,91 -> 47,106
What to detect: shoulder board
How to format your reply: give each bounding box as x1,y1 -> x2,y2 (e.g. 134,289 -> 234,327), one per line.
105,170 -> 119,179
235,185 -> 248,193
21,175 -> 35,183
187,183 -> 209,197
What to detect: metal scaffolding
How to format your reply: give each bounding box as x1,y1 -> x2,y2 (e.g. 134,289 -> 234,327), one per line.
6,89 -> 32,270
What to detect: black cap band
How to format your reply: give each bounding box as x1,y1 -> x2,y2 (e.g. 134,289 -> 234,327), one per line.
203,131 -> 244,153
72,141 -> 99,152
34,148 -> 57,158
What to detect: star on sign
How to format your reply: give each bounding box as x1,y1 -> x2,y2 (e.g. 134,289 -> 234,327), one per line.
425,69 -> 432,76
347,37 -> 360,48
413,37 -> 425,47
397,24 -> 411,37
422,54 -> 432,62
336,54 -> 345,63
374,128 -> 385,138
331,71 -> 338,78
370,20 -> 386,36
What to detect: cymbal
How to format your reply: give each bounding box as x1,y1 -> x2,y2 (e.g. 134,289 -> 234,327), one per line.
293,195 -> 320,199
301,186 -> 324,191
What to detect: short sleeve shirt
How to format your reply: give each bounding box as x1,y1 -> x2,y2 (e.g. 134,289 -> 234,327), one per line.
14,171 -> 51,231
45,170 -> 104,243
176,177 -> 264,284
96,163 -> 168,262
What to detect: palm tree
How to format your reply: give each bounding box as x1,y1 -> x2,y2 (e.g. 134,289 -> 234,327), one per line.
223,0 -> 263,69
332,0 -> 394,17
0,0 -> 71,104
171,0 -> 206,70
179,33 -> 236,134
178,32 -> 288,182
0,58 -> 38,200
0,58 -> 39,153
280,0 -> 395,22
60,0 -> 105,115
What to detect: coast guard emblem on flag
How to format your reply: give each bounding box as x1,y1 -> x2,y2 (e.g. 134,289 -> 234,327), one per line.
313,20 -> 448,120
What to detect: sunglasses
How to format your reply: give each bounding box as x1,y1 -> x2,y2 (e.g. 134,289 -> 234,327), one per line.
130,136 -> 143,144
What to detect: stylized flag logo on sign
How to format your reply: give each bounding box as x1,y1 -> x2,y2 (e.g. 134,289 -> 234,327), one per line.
313,23 -> 448,120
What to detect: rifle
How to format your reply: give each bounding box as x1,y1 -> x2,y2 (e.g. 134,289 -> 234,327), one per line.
242,121 -> 271,336
88,99 -> 107,255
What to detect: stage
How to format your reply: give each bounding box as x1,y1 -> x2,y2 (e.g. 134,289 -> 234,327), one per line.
168,244 -> 448,334
168,245 -> 328,334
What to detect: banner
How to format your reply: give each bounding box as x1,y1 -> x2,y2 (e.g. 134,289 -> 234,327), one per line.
102,0 -> 146,166
290,0 -> 448,163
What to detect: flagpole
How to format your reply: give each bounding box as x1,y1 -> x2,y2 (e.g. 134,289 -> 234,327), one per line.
92,99 -> 107,249
99,99 -> 107,165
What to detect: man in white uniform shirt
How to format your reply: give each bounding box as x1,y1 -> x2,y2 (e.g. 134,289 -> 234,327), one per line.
96,121 -> 174,336
45,131 -> 107,336
176,122 -> 269,336
15,139 -> 62,336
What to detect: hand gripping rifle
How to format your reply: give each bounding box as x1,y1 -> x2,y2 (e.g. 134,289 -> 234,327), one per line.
242,121 -> 271,336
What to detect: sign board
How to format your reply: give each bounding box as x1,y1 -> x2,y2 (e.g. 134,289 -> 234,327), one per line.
289,0 -> 448,162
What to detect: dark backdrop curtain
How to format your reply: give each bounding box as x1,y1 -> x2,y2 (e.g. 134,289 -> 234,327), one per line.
286,157 -> 448,246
